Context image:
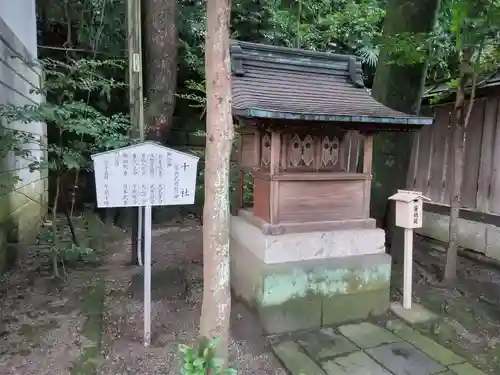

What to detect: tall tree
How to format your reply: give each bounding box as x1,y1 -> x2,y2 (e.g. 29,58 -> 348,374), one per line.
370,0 -> 441,235
143,0 -> 179,139
200,0 -> 233,361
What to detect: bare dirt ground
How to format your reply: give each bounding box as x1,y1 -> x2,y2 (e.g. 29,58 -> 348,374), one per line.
0,214 -> 285,375
1,214 -> 500,374
0,216 -> 106,375
98,220 -> 286,375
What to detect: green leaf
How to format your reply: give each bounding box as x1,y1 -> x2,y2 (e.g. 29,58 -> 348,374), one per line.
211,357 -> 225,369
208,336 -> 221,349
193,357 -> 205,368
202,347 -> 210,359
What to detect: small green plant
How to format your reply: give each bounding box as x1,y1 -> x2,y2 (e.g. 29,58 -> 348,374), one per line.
179,337 -> 236,375
36,226 -> 98,276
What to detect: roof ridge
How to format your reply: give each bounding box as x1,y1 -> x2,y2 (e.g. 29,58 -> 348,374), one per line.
231,40 -> 364,87
231,40 -> 356,62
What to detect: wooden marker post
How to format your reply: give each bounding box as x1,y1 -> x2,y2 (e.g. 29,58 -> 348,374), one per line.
389,190 -> 431,310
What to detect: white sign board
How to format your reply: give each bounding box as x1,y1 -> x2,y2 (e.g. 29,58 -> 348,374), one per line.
91,141 -> 199,208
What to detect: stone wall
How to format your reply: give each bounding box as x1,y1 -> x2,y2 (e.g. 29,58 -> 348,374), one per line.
0,8 -> 48,272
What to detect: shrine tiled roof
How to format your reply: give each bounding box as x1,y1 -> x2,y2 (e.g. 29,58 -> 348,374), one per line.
230,40 -> 433,127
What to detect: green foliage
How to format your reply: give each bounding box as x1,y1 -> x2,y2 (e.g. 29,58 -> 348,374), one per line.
0,58 -> 133,176
37,226 -> 98,265
382,0 -> 500,84
0,56 -> 132,277
38,0 -> 126,58
176,80 -> 207,118
263,0 -> 384,65
179,337 -> 237,375
178,0 -> 207,76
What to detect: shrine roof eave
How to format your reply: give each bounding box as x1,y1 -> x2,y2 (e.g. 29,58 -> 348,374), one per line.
233,108 -> 434,128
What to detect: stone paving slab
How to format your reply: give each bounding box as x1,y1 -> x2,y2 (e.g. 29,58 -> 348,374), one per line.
272,341 -> 326,375
299,328 -> 358,360
448,363 -> 488,375
386,320 -> 465,366
366,341 -> 446,375
338,322 -> 401,349
271,321 -> 488,375
322,351 -> 392,375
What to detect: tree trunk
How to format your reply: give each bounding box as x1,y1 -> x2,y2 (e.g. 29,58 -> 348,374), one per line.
444,47 -> 474,281
371,0 -> 441,214
372,0 -> 441,113
143,0 -> 178,140
370,0 -> 440,260
199,0 -> 233,361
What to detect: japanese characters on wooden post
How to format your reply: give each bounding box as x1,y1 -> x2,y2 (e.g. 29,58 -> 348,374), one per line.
92,142 -> 199,208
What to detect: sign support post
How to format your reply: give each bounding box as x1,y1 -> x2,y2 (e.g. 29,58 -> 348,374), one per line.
144,204 -> 152,346
403,227 -> 413,309
137,207 -> 143,266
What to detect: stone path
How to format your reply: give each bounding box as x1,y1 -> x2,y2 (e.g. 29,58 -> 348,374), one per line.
271,320 -> 487,375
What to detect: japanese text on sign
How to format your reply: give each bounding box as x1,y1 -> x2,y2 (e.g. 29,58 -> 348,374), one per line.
92,143 -> 199,208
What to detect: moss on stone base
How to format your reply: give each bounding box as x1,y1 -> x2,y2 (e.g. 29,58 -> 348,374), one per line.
322,289 -> 389,326
259,291 -> 323,334
258,289 -> 390,334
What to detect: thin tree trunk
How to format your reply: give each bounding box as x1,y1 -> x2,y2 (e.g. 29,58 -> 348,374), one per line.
59,184 -> 79,246
52,175 -> 61,278
199,0 -> 233,361
444,47 -> 475,281
143,0 -> 178,140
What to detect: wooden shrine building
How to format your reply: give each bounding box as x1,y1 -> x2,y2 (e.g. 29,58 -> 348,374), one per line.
229,40 -> 433,334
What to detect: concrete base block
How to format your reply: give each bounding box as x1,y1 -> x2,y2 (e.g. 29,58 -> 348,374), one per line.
390,302 -> 438,324
231,215 -> 386,264
230,215 -> 392,334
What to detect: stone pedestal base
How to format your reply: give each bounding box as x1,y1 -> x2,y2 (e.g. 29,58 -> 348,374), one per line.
230,215 -> 392,334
